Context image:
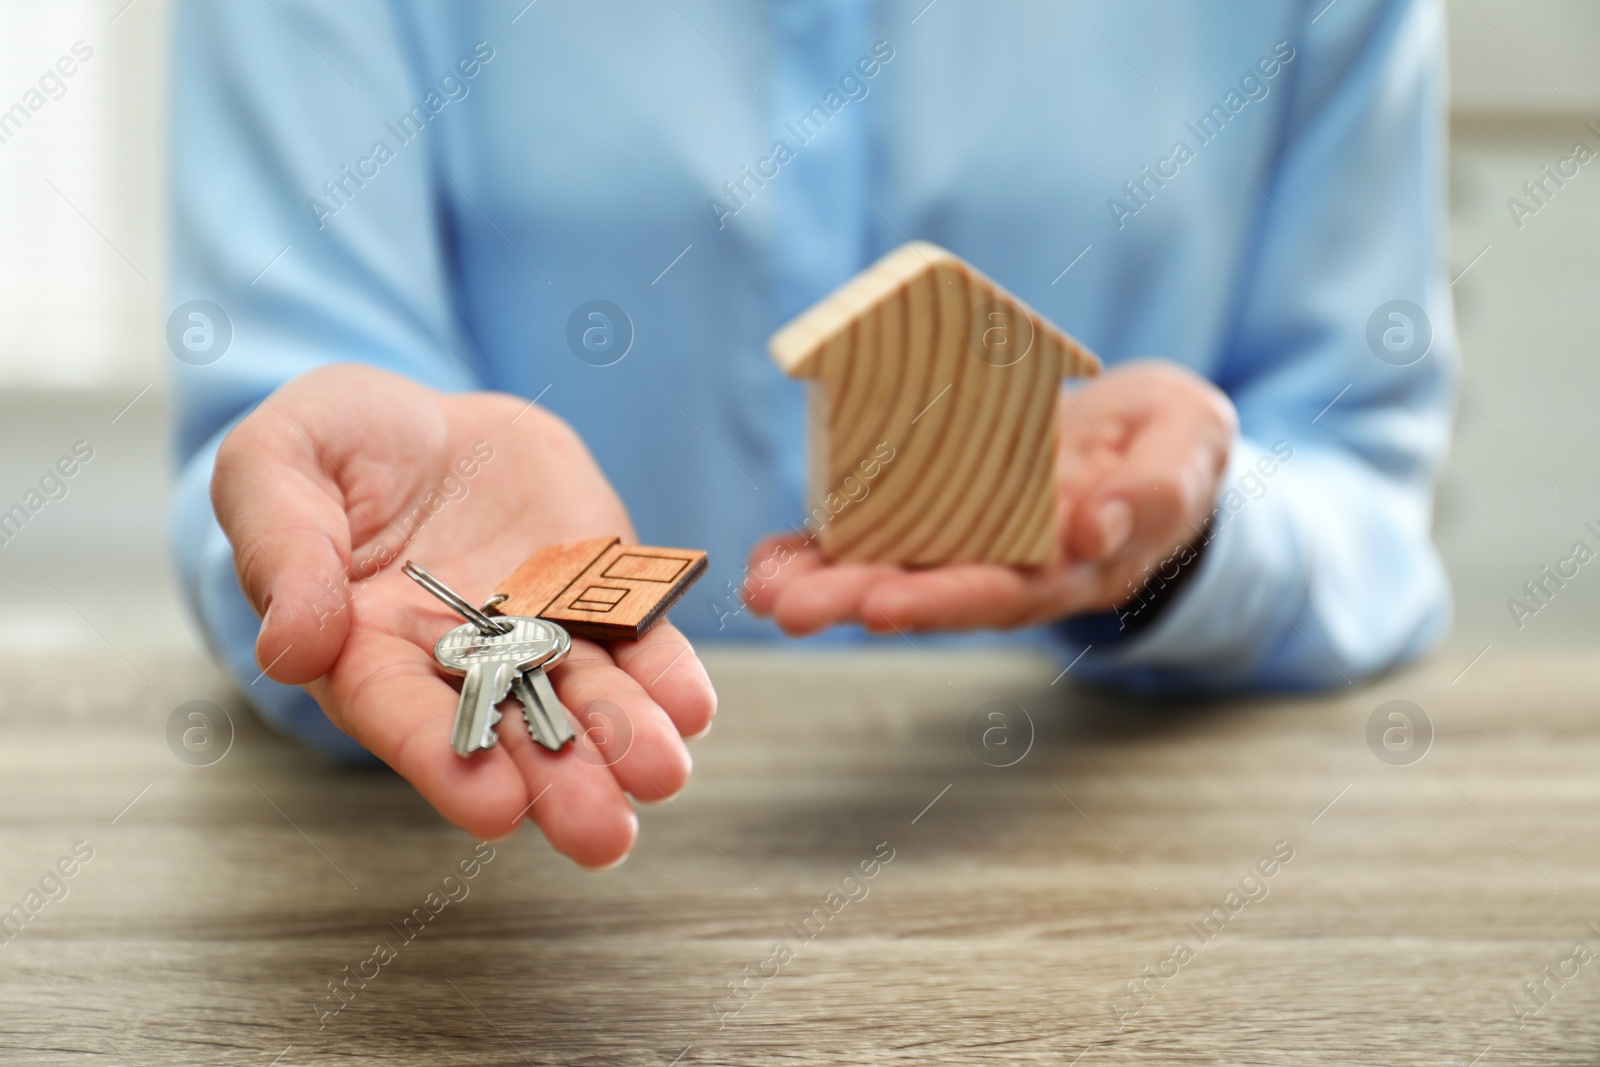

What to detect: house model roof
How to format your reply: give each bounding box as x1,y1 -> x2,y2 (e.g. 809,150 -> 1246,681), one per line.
768,241 -> 1100,379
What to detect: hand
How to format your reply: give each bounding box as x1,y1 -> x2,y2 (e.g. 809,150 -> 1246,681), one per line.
742,360 -> 1238,633
212,364 -> 716,868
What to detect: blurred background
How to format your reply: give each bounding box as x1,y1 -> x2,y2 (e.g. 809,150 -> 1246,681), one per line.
0,0 -> 1594,667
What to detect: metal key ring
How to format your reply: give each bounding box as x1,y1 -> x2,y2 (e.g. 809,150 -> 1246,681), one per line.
403,561 -> 513,636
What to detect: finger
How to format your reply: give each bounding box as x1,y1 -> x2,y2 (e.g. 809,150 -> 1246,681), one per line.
1069,409 -> 1227,563
383,585 -> 700,811
212,406 -> 353,685
550,639 -> 693,804
494,700 -> 642,870
860,562 -> 1100,632
1073,497 -> 1136,562
740,534 -> 827,616
311,631 -> 534,842
608,622 -> 717,740
767,560 -> 905,636
319,630 -> 642,867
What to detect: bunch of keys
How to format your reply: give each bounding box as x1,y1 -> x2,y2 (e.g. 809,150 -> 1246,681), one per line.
404,562 -> 577,757
404,537 -> 707,760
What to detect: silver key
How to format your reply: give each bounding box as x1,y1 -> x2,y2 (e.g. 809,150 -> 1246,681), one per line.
511,666 -> 576,751
435,616 -> 568,758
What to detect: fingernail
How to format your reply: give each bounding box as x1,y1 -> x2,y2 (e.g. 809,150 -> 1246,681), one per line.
1096,499 -> 1134,558
254,607 -> 278,672
634,754 -> 692,805
634,790 -> 677,806
583,850 -> 631,872
581,811 -> 639,871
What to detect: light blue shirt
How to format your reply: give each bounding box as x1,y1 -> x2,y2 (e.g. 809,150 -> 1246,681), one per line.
168,0 -> 1456,759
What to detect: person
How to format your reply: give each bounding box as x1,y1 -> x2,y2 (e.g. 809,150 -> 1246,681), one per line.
168,0 -> 1456,869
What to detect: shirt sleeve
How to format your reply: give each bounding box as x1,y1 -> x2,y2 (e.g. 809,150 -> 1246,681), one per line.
167,0 -> 479,757
1064,0 -> 1457,693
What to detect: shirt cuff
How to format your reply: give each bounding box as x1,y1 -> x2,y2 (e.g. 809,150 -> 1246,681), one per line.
1057,437 -> 1303,694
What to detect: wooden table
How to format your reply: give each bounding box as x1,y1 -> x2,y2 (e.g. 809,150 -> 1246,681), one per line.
2,646 -> 1597,1065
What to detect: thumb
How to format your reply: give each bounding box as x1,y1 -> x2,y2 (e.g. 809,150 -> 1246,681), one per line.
1069,411 -> 1223,562
211,411 -> 355,686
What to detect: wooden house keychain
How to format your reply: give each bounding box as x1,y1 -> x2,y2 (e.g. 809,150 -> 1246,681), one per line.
405,537 -> 706,758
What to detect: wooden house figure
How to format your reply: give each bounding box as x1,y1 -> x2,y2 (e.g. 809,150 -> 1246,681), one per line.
768,242 -> 1100,567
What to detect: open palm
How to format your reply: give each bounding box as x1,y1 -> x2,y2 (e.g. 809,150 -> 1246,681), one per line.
212,364 -> 715,868
743,361 -> 1236,634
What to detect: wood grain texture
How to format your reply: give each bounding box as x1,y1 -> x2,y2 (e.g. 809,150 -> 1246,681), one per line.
539,543 -> 708,642
489,535 -> 617,620
4,647 -> 1599,1065
769,242 -> 1101,567
490,538 -> 708,642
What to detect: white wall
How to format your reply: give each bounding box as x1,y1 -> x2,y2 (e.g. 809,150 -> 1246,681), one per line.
1447,0 -> 1600,115
0,0 -> 166,388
